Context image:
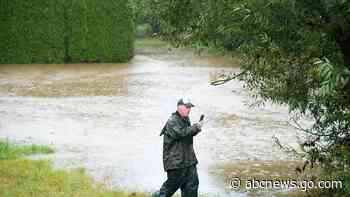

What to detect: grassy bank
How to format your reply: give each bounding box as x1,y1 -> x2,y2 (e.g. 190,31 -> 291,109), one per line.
135,37 -> 240,70
0,140 -> 54,159
135,37 -> 233,57
135,38 -> 170,50
0,140 -> 148,197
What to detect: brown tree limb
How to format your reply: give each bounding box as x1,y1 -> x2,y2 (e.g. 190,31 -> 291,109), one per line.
210,70 -> 247,86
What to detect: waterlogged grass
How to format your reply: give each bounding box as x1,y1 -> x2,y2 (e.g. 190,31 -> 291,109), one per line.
134,38 -> 175,56
0,158 -> 149,197
135,38 -> 170,49
212,160 -> 303,188
276,190 -> 323,197
0,140 -> 54,159
211,160 -> 325,196
0,140 -> 149,197
0,63 -> 129,97
210,160 -> 343,196
0,78 -> 127,97
135,38 -> 240,68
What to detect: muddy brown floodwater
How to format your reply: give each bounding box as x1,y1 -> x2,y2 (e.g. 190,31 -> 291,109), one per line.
0,46 -> 304,196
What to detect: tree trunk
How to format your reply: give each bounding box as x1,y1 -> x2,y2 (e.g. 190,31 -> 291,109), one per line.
336,30 -> 350,68
336,29 -> 350,96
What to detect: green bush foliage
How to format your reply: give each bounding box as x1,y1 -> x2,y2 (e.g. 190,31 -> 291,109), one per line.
0,0 -> 66,64
0,0 -> 134,64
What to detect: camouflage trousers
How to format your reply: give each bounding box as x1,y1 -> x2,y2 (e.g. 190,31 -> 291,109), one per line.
159,165 -> 199,197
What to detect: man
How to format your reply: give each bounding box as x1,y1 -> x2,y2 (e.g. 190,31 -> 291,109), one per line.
157,97 -> 203,197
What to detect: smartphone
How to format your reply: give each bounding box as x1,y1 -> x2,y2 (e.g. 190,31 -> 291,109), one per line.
199,114 -> 205,122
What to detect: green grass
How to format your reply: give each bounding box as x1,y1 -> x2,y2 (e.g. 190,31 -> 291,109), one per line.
135,38 -> 169,49
0,158 -> 149,197
0,139 -> 150,197
0,140 -> 54,159
134,37 -> 241,68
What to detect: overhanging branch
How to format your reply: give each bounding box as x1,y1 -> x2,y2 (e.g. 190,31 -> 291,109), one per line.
210,70 -> 247,86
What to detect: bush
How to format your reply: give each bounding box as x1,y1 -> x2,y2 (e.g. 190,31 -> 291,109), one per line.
0,0 -> 134,64
0,0 -> 66,64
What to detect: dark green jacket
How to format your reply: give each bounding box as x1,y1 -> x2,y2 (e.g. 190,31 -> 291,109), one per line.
160,111 -> 201,171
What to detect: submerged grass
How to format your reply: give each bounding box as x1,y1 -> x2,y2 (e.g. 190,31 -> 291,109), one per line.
212,160 -> 340,196
212,160 -> 305,185
0,139 -> 149,197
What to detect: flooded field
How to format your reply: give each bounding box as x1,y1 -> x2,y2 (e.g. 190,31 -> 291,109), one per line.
0,40 -> 305,196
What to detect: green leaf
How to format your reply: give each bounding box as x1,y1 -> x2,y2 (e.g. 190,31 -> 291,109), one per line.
233,7 -> 241,12
243,14 -> 250,21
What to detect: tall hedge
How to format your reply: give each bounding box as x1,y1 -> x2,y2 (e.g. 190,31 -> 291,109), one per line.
0,0 -> 134,64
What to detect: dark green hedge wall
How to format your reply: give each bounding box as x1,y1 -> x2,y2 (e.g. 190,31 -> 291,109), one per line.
0,0 -> 134,64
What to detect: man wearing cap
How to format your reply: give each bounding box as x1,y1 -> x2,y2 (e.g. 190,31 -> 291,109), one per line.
157,97 -> 203,197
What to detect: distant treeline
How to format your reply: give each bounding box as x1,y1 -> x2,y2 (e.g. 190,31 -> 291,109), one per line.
0,0 -> 135,64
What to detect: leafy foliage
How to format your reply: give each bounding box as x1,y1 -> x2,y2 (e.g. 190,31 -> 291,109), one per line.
143,0 -> 350,195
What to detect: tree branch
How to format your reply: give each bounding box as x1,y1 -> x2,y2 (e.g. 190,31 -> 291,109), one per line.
210,70 -> 247,86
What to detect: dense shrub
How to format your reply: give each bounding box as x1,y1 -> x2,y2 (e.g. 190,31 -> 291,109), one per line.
0,0 -> 134,64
